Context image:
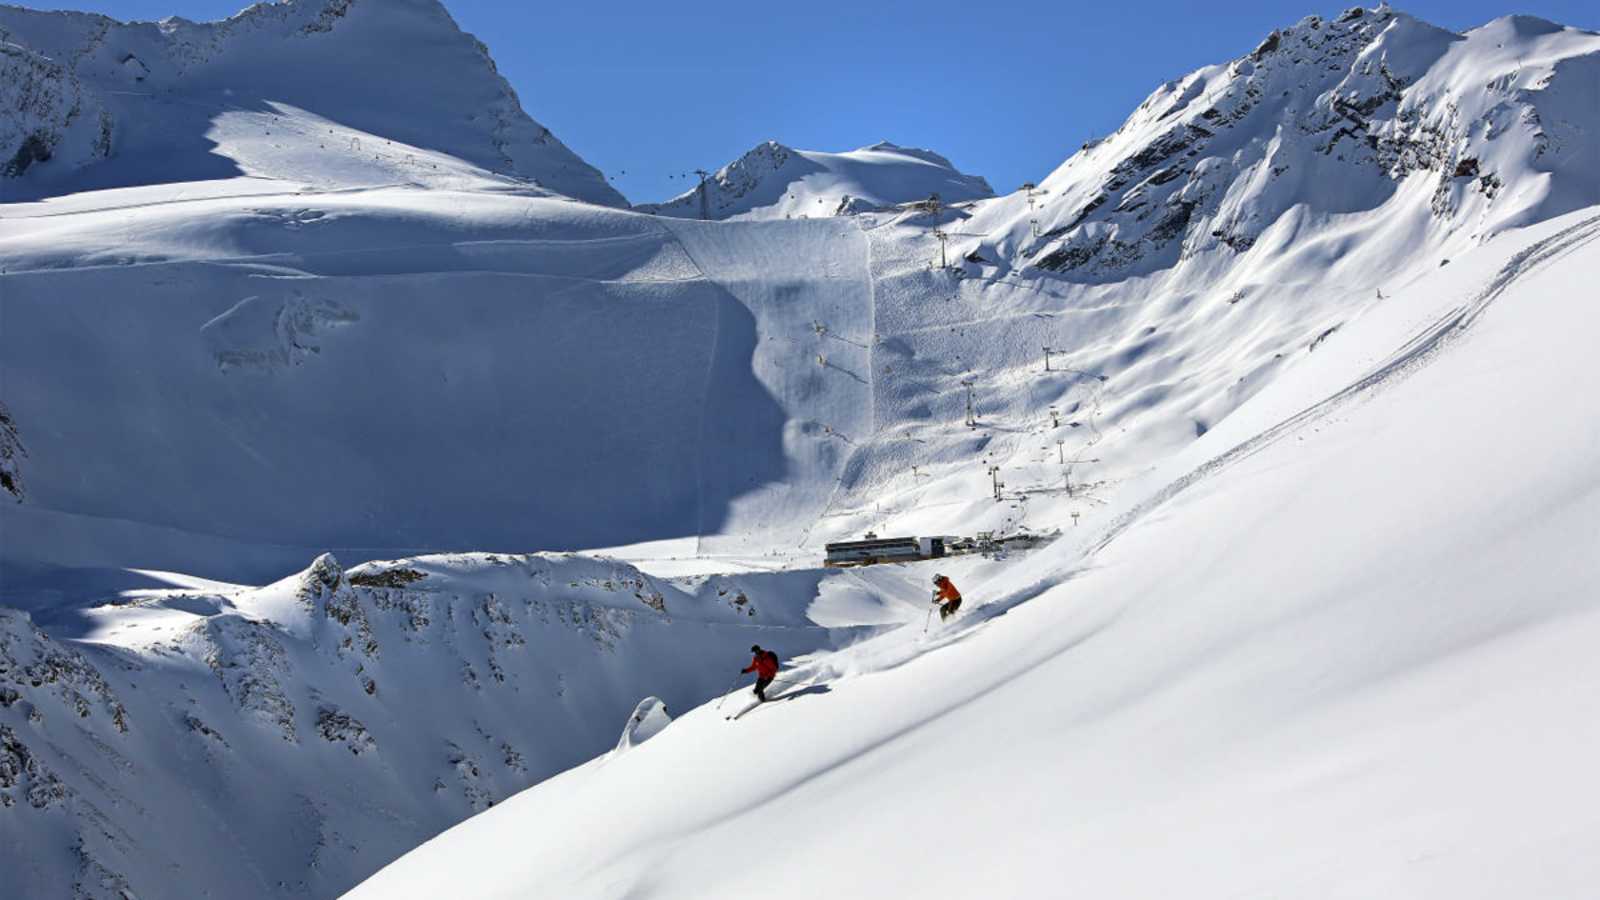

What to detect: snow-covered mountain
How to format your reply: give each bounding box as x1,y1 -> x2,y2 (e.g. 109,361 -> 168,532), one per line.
1,3 -> 1598,899
636,140 -> 994,220
961,8 -> 1599,281
0,0 -> 624,204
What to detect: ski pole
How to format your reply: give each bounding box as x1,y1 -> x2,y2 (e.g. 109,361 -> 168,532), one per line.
923,605 -> 934,634
714,673 -> 741,711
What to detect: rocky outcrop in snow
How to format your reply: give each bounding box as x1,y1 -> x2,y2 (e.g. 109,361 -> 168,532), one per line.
0,551 -> 842,898
0,402 -> 24,500
0,38 -> 110,176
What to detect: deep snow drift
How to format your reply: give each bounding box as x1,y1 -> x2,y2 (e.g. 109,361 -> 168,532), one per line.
2,2 -> 1598,898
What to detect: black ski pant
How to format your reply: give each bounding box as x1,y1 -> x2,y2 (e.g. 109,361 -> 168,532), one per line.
753,675 -> 774,701
939,598 -> 962,621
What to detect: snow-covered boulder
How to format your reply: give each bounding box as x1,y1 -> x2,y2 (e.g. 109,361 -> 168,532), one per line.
614,696 -> 671,751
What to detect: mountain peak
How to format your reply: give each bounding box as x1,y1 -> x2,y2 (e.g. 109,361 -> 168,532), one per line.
0,0 -> 625,204
973,4 -> 1598,282
638,139 -> 993,220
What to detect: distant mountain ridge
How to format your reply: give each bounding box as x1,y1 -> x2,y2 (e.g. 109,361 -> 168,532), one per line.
637,139 -> 995,220
0,0 -> 625,204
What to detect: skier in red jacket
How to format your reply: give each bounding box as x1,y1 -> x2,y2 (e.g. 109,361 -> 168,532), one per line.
741,644 -> 779,701
932,574 -> 962,621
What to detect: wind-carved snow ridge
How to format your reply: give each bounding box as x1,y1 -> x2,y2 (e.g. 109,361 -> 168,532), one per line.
639,140 -> 994,221
0,0 -> 625,204
614,696 -> 671,752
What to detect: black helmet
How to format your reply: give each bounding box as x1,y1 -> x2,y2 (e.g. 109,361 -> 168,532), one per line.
750,644 -> 762,653
932,573 -> 946,584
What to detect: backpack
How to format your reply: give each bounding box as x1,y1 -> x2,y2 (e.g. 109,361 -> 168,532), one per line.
764,649 -> 779,669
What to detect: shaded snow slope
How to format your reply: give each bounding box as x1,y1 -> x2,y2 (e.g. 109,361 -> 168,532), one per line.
0,0 -> 624,204
352,209 -> 1600,900
637,140 -> 993,220
0,193 -> 880,580
0,548 -> 939,898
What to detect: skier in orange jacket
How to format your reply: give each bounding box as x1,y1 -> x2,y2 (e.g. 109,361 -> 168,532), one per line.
932,574 -> 962,621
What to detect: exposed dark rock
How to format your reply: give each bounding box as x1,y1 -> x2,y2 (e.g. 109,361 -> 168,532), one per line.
348,567 -> 428,589
2,133 -> 52,177
1148,200 -> 1198,244
0,402 -> 22,500
316,707 -> 375,755
1035,237 -> 1107,272
1252,31 -> 1281,61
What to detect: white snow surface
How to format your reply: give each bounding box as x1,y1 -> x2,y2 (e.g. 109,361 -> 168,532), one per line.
636,140 -> 995,220
353,207 -> 1600,900
1,3 -> 1598,898
0,0 -> 624,205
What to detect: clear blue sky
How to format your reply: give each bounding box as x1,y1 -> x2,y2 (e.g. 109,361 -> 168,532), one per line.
32,0 -> 1600,204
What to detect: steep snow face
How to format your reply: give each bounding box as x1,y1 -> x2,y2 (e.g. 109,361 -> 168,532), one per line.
0,0 -> 624,205
963,7 -> 1600,282
0,37 -> 111,178
0,194 -> 881,579
0,549 -> 925,898
638,140 -> 994,220
351,209 -> 1600,900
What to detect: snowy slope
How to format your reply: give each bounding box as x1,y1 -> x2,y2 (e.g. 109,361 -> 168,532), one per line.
2,4 -> 1598,899
351,209 -> 1600,900
0,193 -> 884,581
0,0 -> 624,204
800,5 -> 1600,559
637,140 -> 994,220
